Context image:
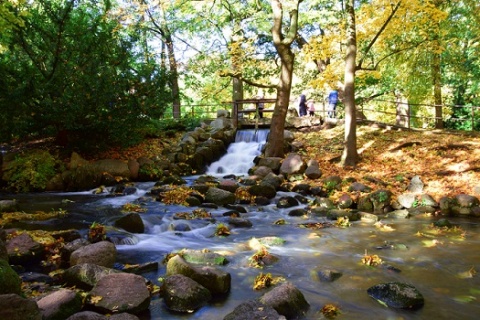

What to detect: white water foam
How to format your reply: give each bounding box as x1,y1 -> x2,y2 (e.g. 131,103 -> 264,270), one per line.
206,129 -> 269,176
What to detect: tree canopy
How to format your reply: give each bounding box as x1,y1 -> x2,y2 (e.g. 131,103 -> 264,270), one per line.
1,0 -> 479,153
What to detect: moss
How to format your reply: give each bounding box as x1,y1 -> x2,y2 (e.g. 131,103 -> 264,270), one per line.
0,259 -> 22,295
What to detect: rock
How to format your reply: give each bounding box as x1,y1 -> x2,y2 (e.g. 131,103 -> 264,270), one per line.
88,273 -> 150,314
367,282 -> 424,310
291,183 -> 311,195
256,157 -> 282,172
66,311 -> 107,320
369,189 -> 393,214
0,259 -> 22,294
161,274 -> 211,312
276,196 -> 299,208
326,209 -> 361,221
63,263 -> 120,290
397,193 -> 416,208
62,238 -> 91,261
386,209 -> 410,219
259,282 -> 309,319
249,183 -> 277,199
322,175 -> 343,192
127,159 -> 140,180
70,241 -> 116,268
227,217 -> 253,228
180,249 -> 229,265
348,182 -> 372,193
304,159 -> 322,179
0,294 -> 42,320
311,268 -> 343,282
166,255 -> 231,295
114,213 -> 145,233
20,272 -> 54,284
280,153 -> 306,176
359,212 -> 379,223
223,300 -> 285,320
252,166 -> 273,178
407,175 -> 424,193
37,288 -> 82,320
218,179 -> 240,193
6,232 -> 44,265
337,193 -> 354,209
261,173 -> 284,189
288,208 -> 307,217
205,187 -> 236,205
0,199 -> 17,212
0,238 -> 7,262
109,313 -> 140,320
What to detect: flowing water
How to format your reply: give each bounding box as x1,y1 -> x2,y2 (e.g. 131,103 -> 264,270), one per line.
3,129 -> 480,320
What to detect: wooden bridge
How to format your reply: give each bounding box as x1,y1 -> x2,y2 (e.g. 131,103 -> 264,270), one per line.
232,98 -> 276,128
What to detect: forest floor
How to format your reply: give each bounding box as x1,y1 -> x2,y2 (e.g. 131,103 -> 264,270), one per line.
95,122 -> 480,200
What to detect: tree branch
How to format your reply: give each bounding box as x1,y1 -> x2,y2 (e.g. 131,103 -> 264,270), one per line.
357,0 -> 401,70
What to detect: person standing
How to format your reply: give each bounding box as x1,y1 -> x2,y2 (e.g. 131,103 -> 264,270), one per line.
328,90 -> 339,118
307,99 -> 315,117
256,95 -> 264,118
298,93 -> 307,116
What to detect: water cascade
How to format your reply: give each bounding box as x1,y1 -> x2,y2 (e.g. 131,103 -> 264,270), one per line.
206,129 -> 269,175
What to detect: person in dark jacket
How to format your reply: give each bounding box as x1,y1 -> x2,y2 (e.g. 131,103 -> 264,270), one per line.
298,93 -> 307,116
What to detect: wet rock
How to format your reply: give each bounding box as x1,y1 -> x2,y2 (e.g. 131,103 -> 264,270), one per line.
205,187 -> 236,205
70,241 -> 116,268
88,273 -> 150,314
166,255 -> 231,295
277,196 -> 299,208
51,229 -> 82,243
254,196 -> 271,206
249,183 -> 277,199
367,282 -> 424,310
185,196 -> 202,206
109,313 -> 140,320
261,172 -> 284,189
291,183 -> 311,195
161,274 -> 211,313
0,259 -> 22,294
63,263 -> 120,290
433,218 -> 453,228
0,199 -> 18,212
288,208 -> 308,217
311,268 -> 343,282
228,217 -> 253,228
114,213 -> 145,234
66,311 -> 107,320
62,238 -> 91,261
6,232 -> 44,266
223,300 -> 285,320
171,223 -> 191,232
20,271 -> 54,284
294,194 -> 309,204
326,209 -> 361,221
218,179 -> 240,193
252,166 -> 273,178
224,204 -> 247,213
180,249 -> 229,265
0,294 -> 41,320
359,212 -> 379,223
37,288 -> 82,320
312,197 -> 336,214
259,282 -> 309,319
357,195 -> 374,212
385,209 -> 410,219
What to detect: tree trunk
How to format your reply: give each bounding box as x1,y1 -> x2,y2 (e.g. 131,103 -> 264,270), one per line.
165,34 -> 181,119
264,0 -> 299,158
341,0 -> 359,167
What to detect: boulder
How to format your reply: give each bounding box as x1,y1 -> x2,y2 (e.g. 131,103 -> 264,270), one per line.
304,159 -> 322,179
161,274 -> 211,312
277,196 -> 299,209
180,249 -> 229,265
88,273 -> 150,314
223,300 -> 285,320
0,199 -> 17,212
279,154 -> 307,176
259,282 -> 309,319
407,175 -> 424,193
256,157 -> 282,172
249,183 -> 277,199
6,232 -> 44,265
204,187 -> 236,205
63,263 -> 120,290
70,241 -> 116,268
66,311 -> 107,320
37,288 -> 83,320
114,213 -> 145,234
0,294 -> 42,320
166,255 -> 231,295
369,189 -> 393,214
367,282 -> 424,310
0,259 -> 22,294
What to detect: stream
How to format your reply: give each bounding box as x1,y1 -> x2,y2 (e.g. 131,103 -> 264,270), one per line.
3,129 -> 480,319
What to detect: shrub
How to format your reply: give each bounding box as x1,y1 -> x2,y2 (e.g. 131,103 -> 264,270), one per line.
3,150 -> 61,192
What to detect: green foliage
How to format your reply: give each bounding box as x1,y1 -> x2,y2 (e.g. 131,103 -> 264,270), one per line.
3,150 -> 60,192
0,0 -> 172,150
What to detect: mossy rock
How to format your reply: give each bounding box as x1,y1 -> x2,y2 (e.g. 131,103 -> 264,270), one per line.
0,259 -> 22,295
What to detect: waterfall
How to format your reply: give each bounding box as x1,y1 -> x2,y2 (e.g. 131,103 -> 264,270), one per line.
206,129 -> 269,175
